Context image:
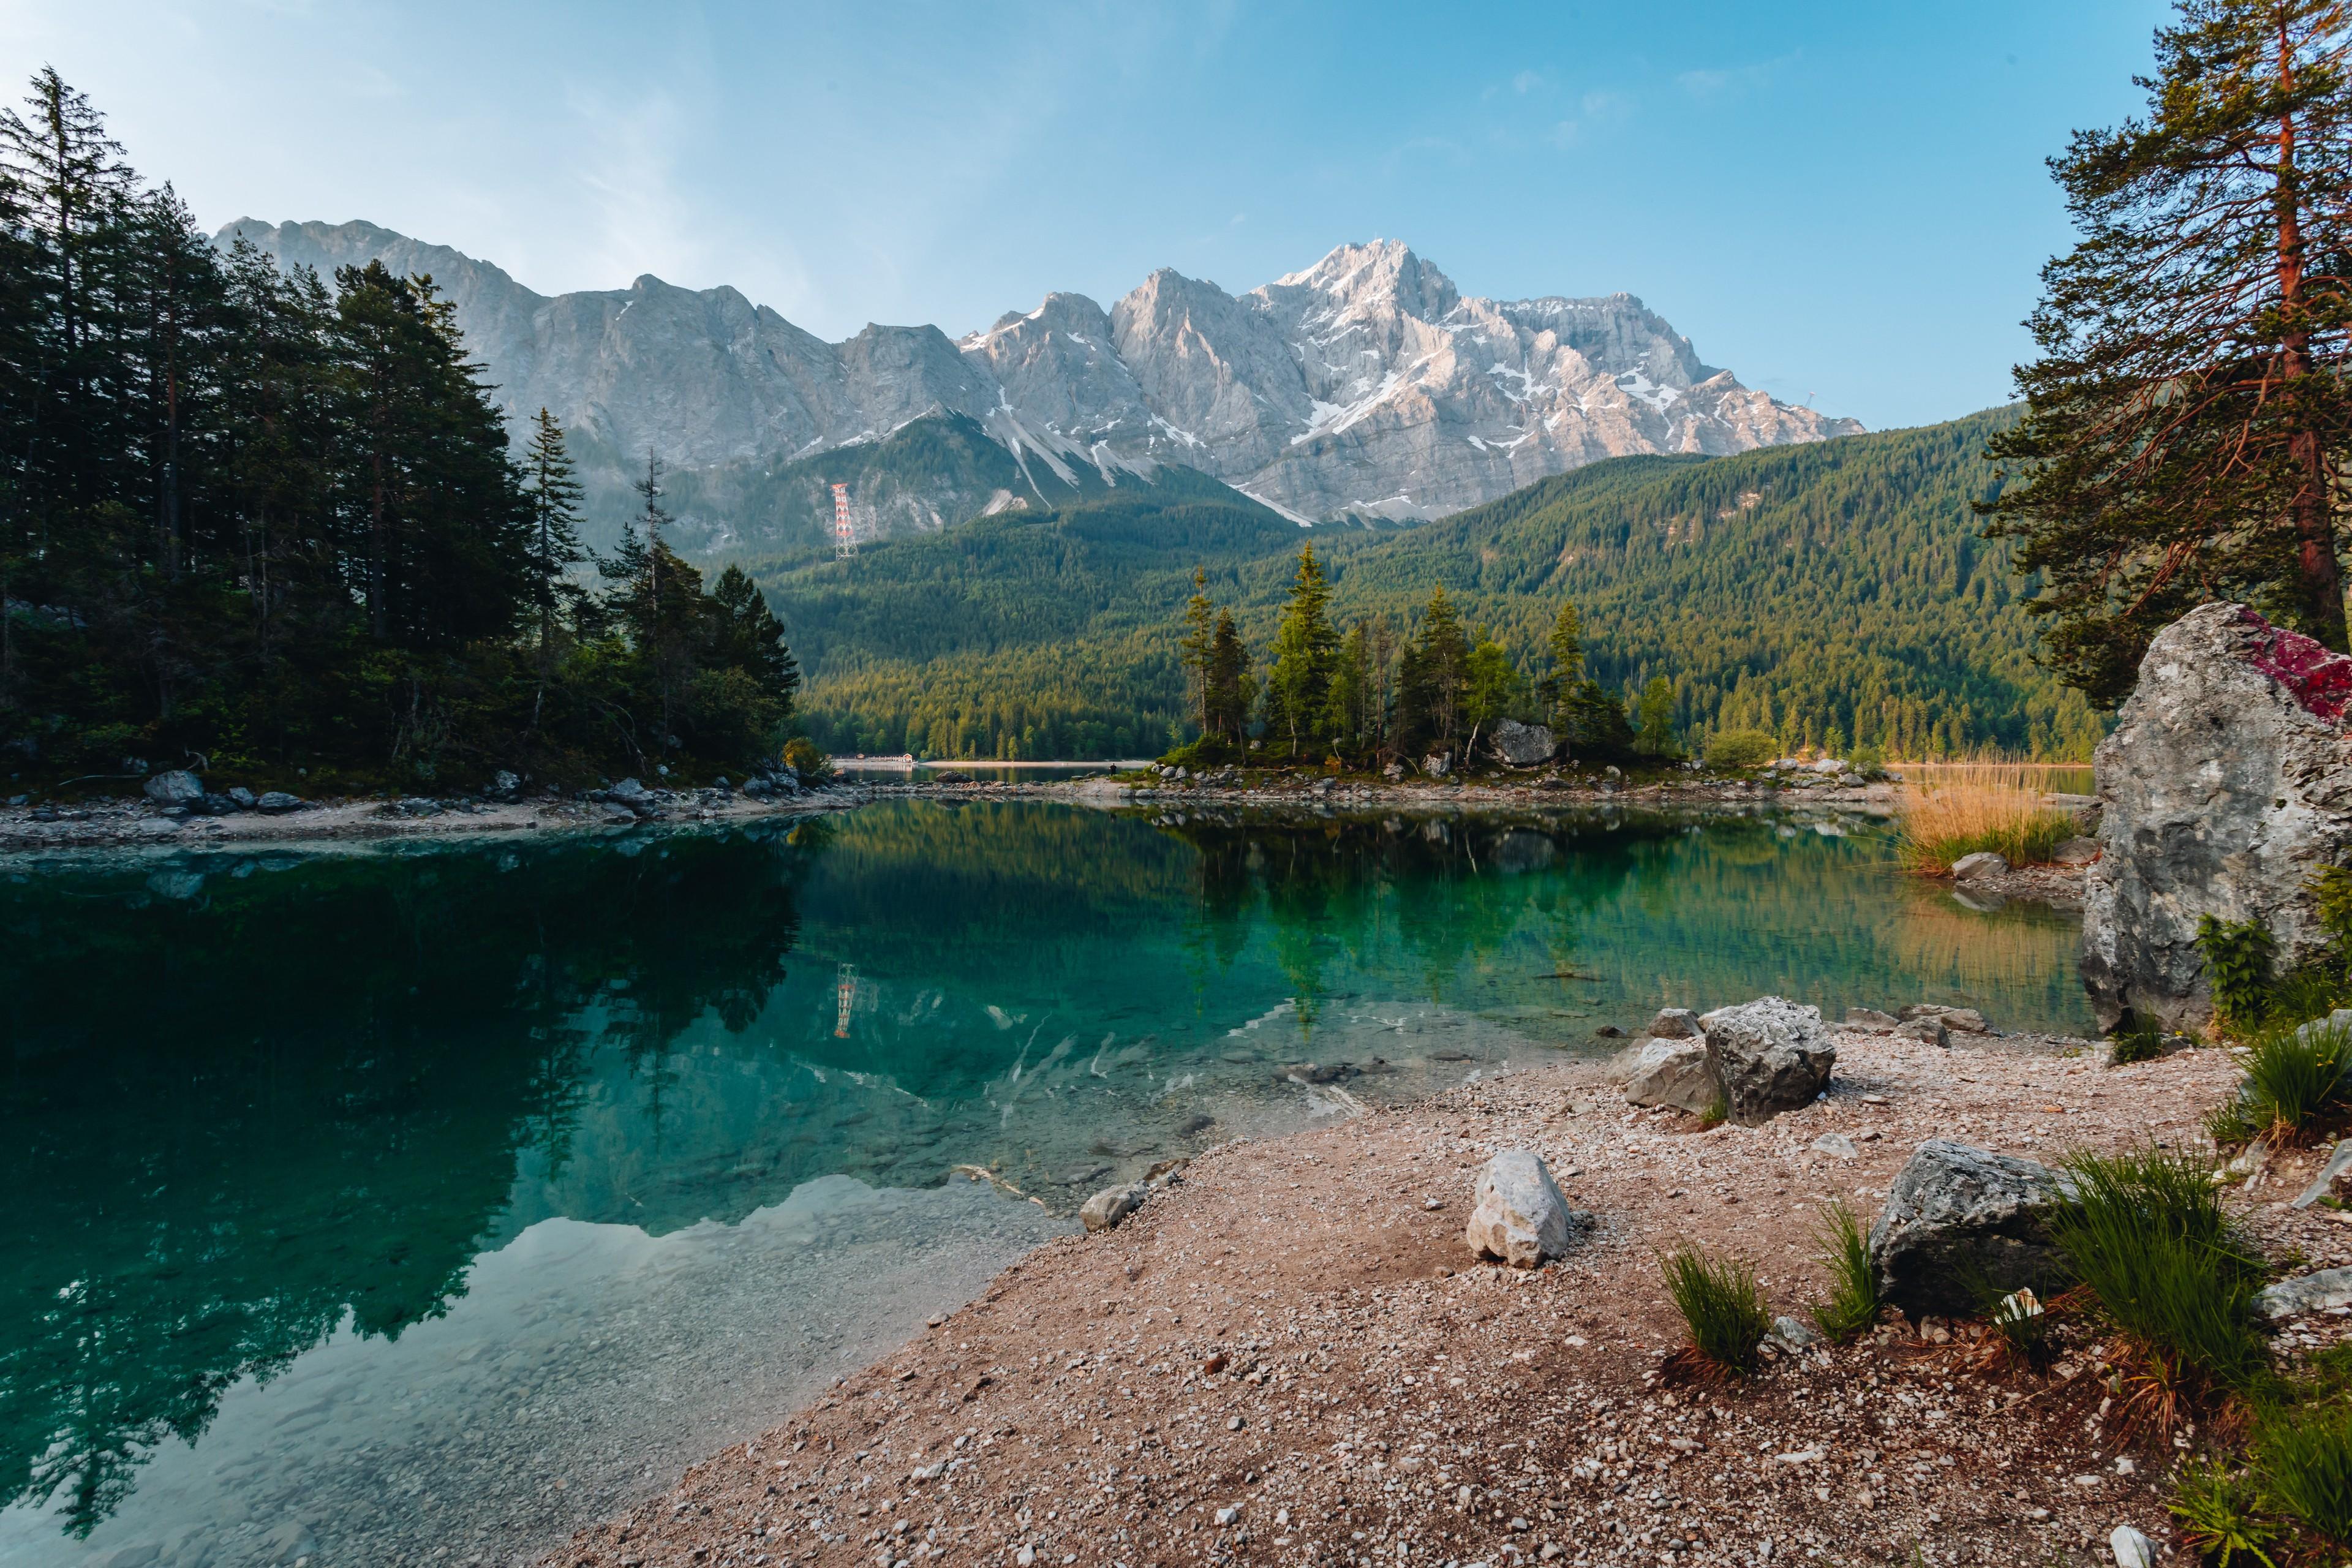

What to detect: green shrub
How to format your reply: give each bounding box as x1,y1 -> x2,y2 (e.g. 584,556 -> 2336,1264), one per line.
2205,1096 -> 2255,1148
2314,864 -> 2352,954
2271,965 -> 2351,1030
2256,1399 -> 2352,1546
780,736 -> 832,779
2169,1453 -> 2284,1567
1157,734 -> 1240,771
2242,1015 -> 2352,1145
2051,1145 -> 2267,1396
1702,728 -> 1777,772
1809,1202 -> 1883,1344
1847,742 -> 1887,779
2200,915 -> 2279,1027
1661,1246 -> 1772,1376
2108,1017 -> 2165,1065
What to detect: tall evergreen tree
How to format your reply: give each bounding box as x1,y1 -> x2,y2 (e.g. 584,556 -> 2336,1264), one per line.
1634,675 -> 1679,756
520,407 -> 586,660
1177,566 -> 1215,737
1395,586 -> 1471,756
1985,0 -> 2352,701
1266,543 -> 1338,756
330,261 -> 529,651
1204,609 -> 1250,744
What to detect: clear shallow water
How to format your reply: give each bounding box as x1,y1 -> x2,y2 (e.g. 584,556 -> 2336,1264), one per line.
0,801 -> 2093,1566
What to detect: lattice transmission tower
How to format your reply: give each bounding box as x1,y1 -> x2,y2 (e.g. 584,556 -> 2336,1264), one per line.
831,482 -> 858,560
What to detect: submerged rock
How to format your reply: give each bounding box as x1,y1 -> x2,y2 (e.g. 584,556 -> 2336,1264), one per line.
1869,1140 -> 2073,1317
1464,1150 -> 1585,1267
2084,601 -> 2352,1031
1701,997 -> 1834,1125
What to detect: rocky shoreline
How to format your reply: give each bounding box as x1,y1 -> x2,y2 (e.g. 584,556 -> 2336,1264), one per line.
529,1020 -> 2323,1568
0,767 -> 1899,856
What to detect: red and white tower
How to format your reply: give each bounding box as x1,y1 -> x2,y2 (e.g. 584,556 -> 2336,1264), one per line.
831,482 -> 858,560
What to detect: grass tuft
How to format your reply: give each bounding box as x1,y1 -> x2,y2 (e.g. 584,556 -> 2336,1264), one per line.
2242,1015 -> 2352,1147
2050,1144 -> 2267,1412
2256,1399 -> 2352,1547
2169,1453 -> 2283,1567
2108,1016 -> 2165,1065
1894,766 -> 2080,873
1809,1202 -> 1883,1344
1660,1245 -> 1772,1379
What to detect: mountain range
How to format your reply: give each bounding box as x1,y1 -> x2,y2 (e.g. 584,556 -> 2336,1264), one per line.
214,220 -> 1860,540
741,406 -> 2106,764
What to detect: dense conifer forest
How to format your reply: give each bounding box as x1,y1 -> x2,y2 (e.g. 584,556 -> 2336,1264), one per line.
0,72 -> 801,793
753,408 -> 2110,762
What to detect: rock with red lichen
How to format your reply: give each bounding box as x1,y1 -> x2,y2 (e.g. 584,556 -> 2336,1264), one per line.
2084,601 -> 2352,1031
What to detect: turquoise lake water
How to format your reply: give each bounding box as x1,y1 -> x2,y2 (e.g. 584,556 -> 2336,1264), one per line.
0,800 -> 2094,1567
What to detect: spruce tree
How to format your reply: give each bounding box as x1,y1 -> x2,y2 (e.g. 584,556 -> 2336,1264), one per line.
1985,0 -> 2352,699
1395,586 -> 1471,755
1635,675 -> 1679,756
1205,609 -> 1250,744
521,408 -> 586,662
1267,543 -> 1338,757
1178,566 -> 1215,737
1539,602 -> 1585,729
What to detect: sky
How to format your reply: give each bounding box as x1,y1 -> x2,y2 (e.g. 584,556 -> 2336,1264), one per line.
0,0 -> 2172,431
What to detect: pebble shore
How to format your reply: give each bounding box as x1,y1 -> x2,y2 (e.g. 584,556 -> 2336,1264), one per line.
535,1027 -> 2331,1568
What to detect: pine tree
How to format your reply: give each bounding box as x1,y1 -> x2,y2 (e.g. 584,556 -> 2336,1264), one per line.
521,408 -> 586,660
1177,566 -> 1215,737
330,261 -> 529,651
1539,602 -> 1585,729
1635,675 -> 1679,756
0,66 -> 136,529
1325,620 -> 1373,752
1395,586 -> 1471,756
1985,0 -> 2352,700
1267,543 -> 1338,756
1205,609 -> 1250,744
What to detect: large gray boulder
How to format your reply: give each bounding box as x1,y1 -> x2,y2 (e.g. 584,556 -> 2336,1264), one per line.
1701,997 -> 1835,1125
2082,602 -> 2352,1032
1464,1149 -> 1585,1267
1623,1041 -> 1721,1116
1488,720 -> 1556,768
1869,1140 -> 2074,1317
143,769 -> 203,805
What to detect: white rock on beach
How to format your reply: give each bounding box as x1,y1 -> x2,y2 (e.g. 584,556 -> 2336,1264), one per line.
1464,1150 -> 1585,1267
1080,1183 -> 1146,1232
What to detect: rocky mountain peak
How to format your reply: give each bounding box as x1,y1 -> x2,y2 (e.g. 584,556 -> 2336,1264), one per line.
216,218 -> 1860,525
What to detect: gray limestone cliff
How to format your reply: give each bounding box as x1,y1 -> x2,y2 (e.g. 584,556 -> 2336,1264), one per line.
217,222 -> 1860,526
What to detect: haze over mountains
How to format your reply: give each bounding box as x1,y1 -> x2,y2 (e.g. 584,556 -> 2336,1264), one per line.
216,219 -> 1861,534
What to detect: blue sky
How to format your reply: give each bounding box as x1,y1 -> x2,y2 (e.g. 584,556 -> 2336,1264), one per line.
2,1 -> 2168,429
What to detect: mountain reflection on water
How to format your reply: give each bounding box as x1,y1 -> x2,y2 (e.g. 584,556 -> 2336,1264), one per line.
0,801 -> 2091,1561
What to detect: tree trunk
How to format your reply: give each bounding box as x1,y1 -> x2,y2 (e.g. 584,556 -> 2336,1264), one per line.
2274,18 -> 2348,649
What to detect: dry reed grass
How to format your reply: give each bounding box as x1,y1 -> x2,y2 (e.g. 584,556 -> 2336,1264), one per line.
1894,765 -> 2081,874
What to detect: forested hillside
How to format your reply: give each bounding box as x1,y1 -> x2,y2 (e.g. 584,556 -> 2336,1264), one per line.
752,406 -> 2110,761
